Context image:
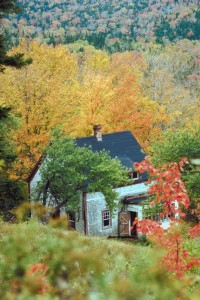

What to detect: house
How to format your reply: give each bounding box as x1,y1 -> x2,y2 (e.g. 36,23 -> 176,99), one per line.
28,125 -> 149,237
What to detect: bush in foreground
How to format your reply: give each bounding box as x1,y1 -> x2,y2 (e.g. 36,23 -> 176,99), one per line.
0,220 -> 199,299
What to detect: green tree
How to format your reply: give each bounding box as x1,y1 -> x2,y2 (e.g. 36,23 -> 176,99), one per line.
0,0 -> 31,71
36,131 -> 129,213
150,124 -> 200,222
0,106 -> 27,221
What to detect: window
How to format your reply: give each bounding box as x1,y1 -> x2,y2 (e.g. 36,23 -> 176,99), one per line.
128,171 -> 139,180
102,210 -> 112,229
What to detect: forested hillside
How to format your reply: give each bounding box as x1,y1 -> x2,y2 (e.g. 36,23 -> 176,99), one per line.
2,0 -> 200,51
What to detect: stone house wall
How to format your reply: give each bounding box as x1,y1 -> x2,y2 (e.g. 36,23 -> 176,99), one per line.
76,182 -> 149,237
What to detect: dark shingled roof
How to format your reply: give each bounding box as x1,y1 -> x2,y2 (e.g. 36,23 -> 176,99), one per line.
75,131 -> 147,181
28,130 -> 148,183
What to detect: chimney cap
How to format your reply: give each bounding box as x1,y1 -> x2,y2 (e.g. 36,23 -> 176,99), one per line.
93,124 -> 102,131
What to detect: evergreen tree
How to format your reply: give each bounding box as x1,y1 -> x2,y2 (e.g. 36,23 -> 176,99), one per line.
0,106 -> 27,221
0,0 -> 32,71
0,1 -> 29,220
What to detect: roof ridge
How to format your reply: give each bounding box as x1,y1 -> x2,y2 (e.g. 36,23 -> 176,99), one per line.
76,130 -> 132,140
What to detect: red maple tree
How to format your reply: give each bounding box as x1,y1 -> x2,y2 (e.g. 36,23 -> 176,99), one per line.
133,157 -> 200,278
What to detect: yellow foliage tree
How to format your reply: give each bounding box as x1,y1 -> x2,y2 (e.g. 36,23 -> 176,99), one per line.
0,42 -> 170,178
0,40 -> 77,177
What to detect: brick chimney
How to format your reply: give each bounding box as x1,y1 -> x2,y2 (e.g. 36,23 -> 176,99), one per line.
93,125 -> 102,141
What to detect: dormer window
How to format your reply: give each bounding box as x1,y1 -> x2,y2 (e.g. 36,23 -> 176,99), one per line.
128,171 -> 139,180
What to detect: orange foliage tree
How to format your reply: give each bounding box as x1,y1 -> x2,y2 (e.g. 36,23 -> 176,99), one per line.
65,49 -> 168,148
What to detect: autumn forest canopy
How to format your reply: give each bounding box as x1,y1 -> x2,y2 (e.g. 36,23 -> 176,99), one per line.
1,39 -> 199,178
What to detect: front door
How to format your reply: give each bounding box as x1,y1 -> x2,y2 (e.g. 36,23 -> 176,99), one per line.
119,211 -> 131,236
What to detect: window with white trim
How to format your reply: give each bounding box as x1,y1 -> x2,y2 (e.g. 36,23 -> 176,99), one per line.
102,210 -> 112,229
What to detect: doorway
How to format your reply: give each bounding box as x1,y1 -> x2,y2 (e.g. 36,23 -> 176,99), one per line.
130,211 -> 137,237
